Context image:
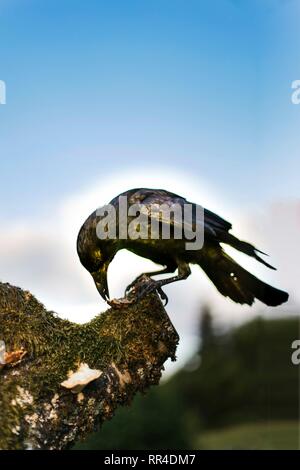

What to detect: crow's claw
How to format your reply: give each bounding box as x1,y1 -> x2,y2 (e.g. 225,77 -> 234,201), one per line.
124,274 -> 145,296
127,275 -> 169,306
156,287 -> 169,306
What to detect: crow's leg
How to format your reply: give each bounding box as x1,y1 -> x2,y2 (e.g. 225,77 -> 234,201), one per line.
125,266 -> 176,296
131,263 -> 191,305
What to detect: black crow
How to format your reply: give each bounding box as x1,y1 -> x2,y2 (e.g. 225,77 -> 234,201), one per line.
77,188 -> 288,307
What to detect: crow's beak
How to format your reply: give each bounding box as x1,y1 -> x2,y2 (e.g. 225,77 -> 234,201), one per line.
92,267 -> 109,301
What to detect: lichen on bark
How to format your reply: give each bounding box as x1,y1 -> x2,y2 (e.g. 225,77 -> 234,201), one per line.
0,282 -> 179,450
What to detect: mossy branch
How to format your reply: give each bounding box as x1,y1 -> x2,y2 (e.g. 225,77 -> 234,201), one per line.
0,282 -> 179,450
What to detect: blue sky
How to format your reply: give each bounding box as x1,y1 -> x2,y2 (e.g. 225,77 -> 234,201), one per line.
0,0 -> 300,372
1,0 -> 299,221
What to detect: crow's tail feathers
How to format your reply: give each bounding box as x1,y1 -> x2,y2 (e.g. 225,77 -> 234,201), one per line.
220,232 -> 276,270
198,249 -> 289,307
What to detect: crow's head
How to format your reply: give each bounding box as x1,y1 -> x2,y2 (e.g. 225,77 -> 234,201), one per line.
77,218 -> 116,301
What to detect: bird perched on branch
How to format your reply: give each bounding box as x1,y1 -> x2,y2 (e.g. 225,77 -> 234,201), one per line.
77,188 -> 288,307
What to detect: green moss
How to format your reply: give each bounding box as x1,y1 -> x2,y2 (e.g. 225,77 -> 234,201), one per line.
0,283 -> 178,449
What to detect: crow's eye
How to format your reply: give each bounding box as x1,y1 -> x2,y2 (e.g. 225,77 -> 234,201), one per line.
94,249 -> 102,261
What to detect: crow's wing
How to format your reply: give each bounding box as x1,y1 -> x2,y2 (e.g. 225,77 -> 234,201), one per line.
116,188 -> 216,237
204,208 -> 232,233
114,188 -> 274,269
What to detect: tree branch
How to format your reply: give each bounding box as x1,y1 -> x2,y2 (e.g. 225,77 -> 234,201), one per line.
0,282 -> 179,450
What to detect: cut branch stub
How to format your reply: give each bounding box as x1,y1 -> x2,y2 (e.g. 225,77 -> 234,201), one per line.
0,282 -> 179,450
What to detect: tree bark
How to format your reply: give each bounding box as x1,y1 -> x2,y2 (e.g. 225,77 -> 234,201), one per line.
0,282 -> 179,450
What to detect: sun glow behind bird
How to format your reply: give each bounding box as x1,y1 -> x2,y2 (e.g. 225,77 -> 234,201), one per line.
57,168 -> 228,373
59,166 -> 221,304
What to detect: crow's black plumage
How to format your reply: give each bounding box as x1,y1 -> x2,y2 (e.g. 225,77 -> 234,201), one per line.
77,188 -> 289,307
